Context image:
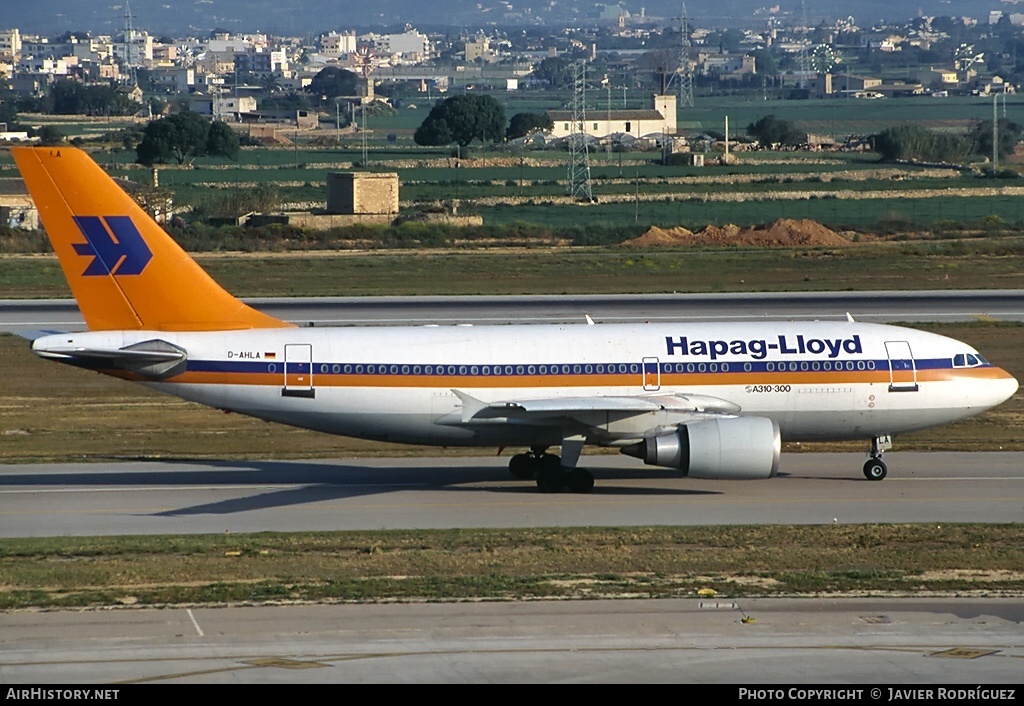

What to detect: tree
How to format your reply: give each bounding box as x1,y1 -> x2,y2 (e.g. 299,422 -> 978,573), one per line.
47,79 -> 140,116
205,120 -> 241,161
506,112 -> 553,140
746,115 -> 806,148
414,95 -> 506,148
0,92 -> 18,128
969,119 -> 1022,161
530,57 -> 575,89
260,73 -> 283,95
639,49 -> 678,93
306,67 -> 359,98
136,112 -> 239,165
33,125 -> 65,146
873,125 -> 972,163
749,49 -> 778,76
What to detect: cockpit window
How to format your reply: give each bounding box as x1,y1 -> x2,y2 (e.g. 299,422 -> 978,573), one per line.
953,353 -> 986,368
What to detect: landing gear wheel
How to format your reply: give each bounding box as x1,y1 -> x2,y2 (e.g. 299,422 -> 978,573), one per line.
863,459 -> 888,481
509,453 -> 535,480
538,453 -> 562,471
536,465 -> 566,493
566,468 -> 595,494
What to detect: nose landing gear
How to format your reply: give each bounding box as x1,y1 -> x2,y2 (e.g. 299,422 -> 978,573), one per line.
863,435 -> 892,481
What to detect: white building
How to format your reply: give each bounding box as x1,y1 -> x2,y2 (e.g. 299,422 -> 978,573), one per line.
149,66 -> 195,93
360,30 -> 431,62
547,94 -> 677,140
190,94 -> 257,121
16,56 -> 69,76
320,31 -> 356,57
0,29 -> 21,60
112,30 -> 154,67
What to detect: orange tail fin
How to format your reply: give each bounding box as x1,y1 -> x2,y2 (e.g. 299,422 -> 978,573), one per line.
12,146 -> 290,331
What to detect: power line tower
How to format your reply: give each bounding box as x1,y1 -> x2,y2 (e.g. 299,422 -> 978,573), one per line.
121,0 -> 138,86
674,1 -> 694,107
567,60 -> 594,202
797,0 -> 811,88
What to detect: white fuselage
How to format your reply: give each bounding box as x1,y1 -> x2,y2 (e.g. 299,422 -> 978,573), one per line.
35,320 -> 1019,451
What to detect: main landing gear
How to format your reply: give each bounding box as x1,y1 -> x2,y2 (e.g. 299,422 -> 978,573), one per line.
862,435 -> 892,481
508,446 -> 595,494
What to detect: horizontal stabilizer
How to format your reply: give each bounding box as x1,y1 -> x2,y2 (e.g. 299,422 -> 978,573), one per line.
32,337 -> 187,378
34,347 -> 184,363
14,329 -> 67,342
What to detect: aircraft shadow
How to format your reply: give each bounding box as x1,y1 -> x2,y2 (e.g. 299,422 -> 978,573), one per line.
0,457 -> 720,517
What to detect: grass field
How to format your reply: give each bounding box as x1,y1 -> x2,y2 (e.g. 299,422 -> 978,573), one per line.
5,95 -> 1020,234
1,524 -> 1022,608
4,239 -> 1024,299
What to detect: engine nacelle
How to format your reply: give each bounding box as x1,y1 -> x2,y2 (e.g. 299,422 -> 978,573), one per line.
621,417 -> 781,480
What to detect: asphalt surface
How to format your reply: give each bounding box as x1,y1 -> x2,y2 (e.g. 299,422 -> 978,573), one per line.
2,453 -> 1022,537
3,289 -> 1024,333
2,599 -> 1022,683
3,453 -> 1022,684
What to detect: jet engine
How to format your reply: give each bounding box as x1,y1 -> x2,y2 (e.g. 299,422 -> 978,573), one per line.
621,417 -> 780,480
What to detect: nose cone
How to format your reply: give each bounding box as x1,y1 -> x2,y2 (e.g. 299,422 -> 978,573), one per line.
989,368 -> 1019,407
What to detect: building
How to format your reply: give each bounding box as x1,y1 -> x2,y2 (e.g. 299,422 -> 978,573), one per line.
361,30 -> 431,62
0,29 -> 21,60
233,48 -> 288,78
149,66 -> 194,94
327,172 -> 399,215
807,72 -> 833,98
913,67 -> 958,89
114,30 -> 154,66
465,37 -> 497,63
0,176 -> 38,230
547,94 -> 677,140
320,32 -> 356,57
699,52 -> 756,78
190,95 -> 257,121
836,75 -> 882,93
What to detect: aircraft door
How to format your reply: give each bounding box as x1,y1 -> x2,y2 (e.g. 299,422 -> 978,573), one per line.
282,343 -> 315,398
642,357 -> 661,391
885,340 -> 919,392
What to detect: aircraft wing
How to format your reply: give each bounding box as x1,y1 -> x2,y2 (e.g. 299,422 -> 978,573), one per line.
449,389 -> 740,424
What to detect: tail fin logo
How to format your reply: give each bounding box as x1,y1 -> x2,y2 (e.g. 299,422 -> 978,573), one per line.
72,216 -> 153,277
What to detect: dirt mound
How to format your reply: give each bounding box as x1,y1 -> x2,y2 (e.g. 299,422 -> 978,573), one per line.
751,219 -> 851,246
622,225 -> 695,246
621,218 -> 852,247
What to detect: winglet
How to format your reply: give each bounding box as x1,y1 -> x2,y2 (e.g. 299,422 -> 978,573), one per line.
11,146 -> 290,332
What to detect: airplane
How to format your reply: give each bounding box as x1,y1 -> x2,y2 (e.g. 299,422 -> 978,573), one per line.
12,146 -> 1019,493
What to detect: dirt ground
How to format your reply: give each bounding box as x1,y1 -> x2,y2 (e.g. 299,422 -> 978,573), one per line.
620,218 -> 857,247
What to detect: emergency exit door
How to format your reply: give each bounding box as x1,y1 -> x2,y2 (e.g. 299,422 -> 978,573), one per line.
885,340 -> 919,392
282,344 -> 315,398
642,357 -> 661,391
